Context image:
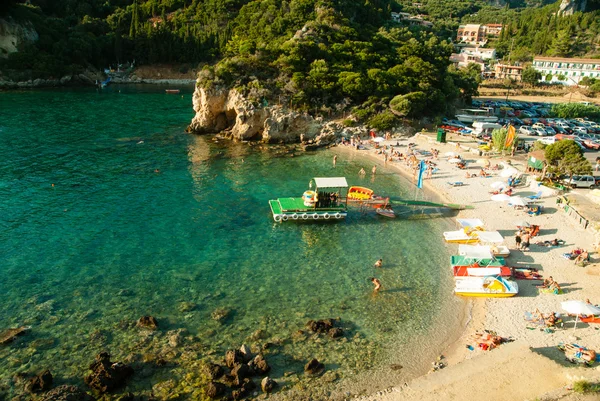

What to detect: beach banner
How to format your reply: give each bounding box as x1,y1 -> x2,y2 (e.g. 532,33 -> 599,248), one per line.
504,125 -> 516,149
417,160 -> 426,189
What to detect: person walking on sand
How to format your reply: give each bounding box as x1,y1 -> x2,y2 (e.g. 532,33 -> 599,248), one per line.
515,232 -> 522,250
333,155 -> 337,167
372,165 -> 377,175
359,167 -> 366,175
370,277 -> 382,292
374,258 -> 383,268
521,232 -> 531,251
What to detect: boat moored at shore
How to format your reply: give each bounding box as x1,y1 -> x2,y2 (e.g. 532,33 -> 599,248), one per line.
454,276 -> 519,297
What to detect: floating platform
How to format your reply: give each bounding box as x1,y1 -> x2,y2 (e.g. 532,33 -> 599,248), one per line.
269,198 -> 346,222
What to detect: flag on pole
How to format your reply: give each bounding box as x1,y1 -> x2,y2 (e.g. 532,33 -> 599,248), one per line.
504,125 -> 516,149
417,160 -> 426,189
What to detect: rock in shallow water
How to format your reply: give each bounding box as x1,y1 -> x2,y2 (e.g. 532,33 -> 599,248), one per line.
0,326 -> 30,345
40,385 -> 95,401
206,381 -> 226,398
136,316 -> 158,330
261,377 -> 277,393
304,359 -> 325,376
25,369 -> 53,393
84,352 -> 134,393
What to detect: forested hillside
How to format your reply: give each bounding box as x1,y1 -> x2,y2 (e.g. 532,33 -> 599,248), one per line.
1,0 -> 599,123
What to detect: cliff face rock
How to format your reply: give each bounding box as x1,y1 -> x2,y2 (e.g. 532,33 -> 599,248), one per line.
0,18 -> 38,59
559,0 -> 587,15
188,85 -> 326,144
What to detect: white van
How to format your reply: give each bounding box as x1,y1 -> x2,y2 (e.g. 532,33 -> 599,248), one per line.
471,122 -> 503,138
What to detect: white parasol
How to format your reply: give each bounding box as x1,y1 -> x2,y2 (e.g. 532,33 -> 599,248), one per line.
508,196 -> 529,207
491,194 -> 511,202
490,181 -> 506,190
373,137 -> 385,143
561,300 -> 600,329
500,168 -> 519,178
476,159 -> 491,166
448,158 -> 462,164
445,151 -> 458,157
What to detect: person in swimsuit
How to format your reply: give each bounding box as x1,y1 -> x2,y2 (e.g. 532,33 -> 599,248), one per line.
370,277 -> 382,292
374,258 -> 382,268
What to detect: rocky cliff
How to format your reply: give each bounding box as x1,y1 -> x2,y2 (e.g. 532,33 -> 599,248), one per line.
187,85 -> 338,145
559,0 -> 588,15
0,17 -> 38,59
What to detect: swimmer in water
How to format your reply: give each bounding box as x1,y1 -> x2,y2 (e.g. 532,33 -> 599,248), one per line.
370,277 -> 382,292
374,258 -> 382,268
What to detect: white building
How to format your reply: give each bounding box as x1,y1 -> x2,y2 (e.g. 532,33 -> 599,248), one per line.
533,56 -> 600,85
460,46 -> 496,61
450,53 -> 485,72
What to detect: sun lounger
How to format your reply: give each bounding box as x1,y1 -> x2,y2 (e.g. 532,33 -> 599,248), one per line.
447,182 -> 464,187
526,191 -> 542,200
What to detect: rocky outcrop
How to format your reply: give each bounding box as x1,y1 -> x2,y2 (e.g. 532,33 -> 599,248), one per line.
0,18 -> 38,59
25,369 -> 53,393
559,0 -> 587,14
187,86 -> 325,145
0,326 -> 30,345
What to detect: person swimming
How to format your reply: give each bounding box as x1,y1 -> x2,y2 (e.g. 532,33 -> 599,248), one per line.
374,258 -> 383,268
370,277 -> 382,292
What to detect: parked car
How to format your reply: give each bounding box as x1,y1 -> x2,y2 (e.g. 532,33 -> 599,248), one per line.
573,126 -> 589,135
538,137 -> 557,145
563,175 -> 596,188
533,128 -> 547,136
582,139 -> 600,150
519,126 -> 534,135
532,123 -> 546,130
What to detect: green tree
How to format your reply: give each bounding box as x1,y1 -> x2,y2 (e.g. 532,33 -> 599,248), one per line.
558,153 -> 592,180
551,103 -> 600,119
545,73 -> 553,81
548,30 -> 572,57
389,91 -> 427,118
522,66 -> 542,86
491,128 -> 511,151
545,140 -> 583,166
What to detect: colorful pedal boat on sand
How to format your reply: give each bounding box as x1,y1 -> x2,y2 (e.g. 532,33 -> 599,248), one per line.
443,230 -> 481,244
454,276 -> 518,297
452,245 -> 510,277
347,186 -> 374,200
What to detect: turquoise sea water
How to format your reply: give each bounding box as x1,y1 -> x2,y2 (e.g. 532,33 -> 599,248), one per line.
0,87 -> 463,399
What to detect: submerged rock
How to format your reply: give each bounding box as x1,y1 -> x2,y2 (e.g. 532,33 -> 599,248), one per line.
225,349 -> 244,368
260,377 -> 277,393
328,327 -> 344,338
230,363 -> 251,386
239,344 -> 252,362
248,354 -> 270,375
0,326 -> 30,345
205,363 -> 224,380
206,382 -> 226,399
136,316 -> 158,330
210,307 -> 231,323
40,385 -> 95,401
25,369 -> 53,393
84,352 -> 134,393
304,359 -> 325,376
306,319 -> 335,334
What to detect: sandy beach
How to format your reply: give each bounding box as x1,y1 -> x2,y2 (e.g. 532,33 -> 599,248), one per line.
333,133 -> 600,400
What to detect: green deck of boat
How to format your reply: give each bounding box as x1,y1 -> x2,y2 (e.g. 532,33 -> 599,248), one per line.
269,198 -> 346,214
450,255 -> 506,267
392,199 -> 473,210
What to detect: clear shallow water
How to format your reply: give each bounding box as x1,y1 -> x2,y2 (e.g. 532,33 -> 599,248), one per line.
0,87 -> 463,399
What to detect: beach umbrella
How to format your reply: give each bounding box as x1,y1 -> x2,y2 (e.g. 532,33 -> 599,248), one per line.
445,151 -> 458,157
508,196 -> 528,207
490,181 -> 506,190
561,300 -> 600,329
373,137 -> 385,143
476,159 -> 490,166
514,220 -> 530,228
500,168 -> 519,178
448,158 -> 462,164
491,194 -> 511,202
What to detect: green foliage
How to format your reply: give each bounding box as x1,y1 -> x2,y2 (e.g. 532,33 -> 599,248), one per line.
545,73 -> 553,81
559,152 -> 593,178
572,380 -> 600,394
390,91 -> 427,117
532,141 -> 547,151
491,128 -> 509,151
368,111 -> 399,130
522,66 -> 541,86
551,103 -> 600,119
544,140 -> 583,166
